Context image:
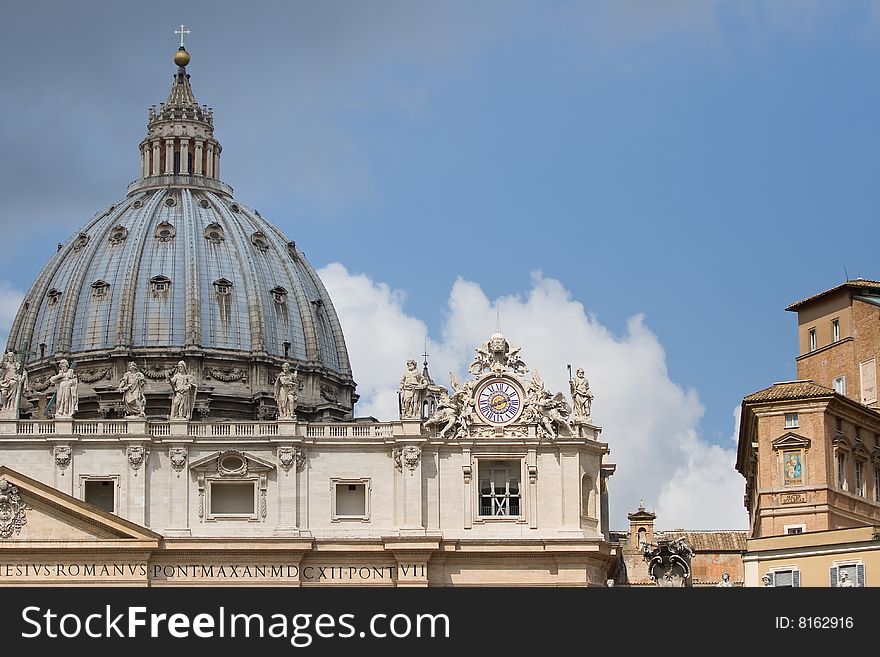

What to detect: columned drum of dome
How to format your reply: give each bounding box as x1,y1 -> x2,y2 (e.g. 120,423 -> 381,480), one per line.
6,45 -> 356,421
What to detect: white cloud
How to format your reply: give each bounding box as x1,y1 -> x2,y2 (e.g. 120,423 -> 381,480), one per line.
320,264 -> 748,530
0,280 -> 24,349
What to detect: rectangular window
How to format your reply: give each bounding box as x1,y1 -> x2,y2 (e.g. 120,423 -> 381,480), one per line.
330,478 -> 371,522
785,525 -> 805,535
855,461 -> 865,496
832,318 -> 840,342
479,460 -> 522,517
784,413 -> 799,429
833,376 -> 846,395
808,328 -> 817,352
336,483 -> 366,516
773,569 -> 800,587
837,452 -> 847,491
860,359 -> 877,404
209,481 -> 256,516
831,562 -> 864,587
875,468 -> 880,503
83,479 -> 116,513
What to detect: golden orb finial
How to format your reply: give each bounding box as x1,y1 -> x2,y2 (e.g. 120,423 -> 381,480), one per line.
174,46 -> 190,67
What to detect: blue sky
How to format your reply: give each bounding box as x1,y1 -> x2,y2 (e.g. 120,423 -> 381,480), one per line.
2,1 -> 880,527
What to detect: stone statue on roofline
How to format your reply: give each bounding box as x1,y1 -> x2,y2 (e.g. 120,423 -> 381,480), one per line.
49,359 -> 78,419
167,361 -> 198,420
0,351 -> 29,420
398,359 -> 427,419
274,362 -> 299,420
118,361 -> 147,418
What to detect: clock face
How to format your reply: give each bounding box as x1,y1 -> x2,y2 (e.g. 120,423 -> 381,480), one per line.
476,379 -> 523,425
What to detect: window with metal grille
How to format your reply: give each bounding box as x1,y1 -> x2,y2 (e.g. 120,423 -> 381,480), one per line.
478,461 -> 521,517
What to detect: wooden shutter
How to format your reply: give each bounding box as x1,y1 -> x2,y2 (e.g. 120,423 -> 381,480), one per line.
857,563 -> 866,587
792,570 -> 801,587
830,566 -> 838,587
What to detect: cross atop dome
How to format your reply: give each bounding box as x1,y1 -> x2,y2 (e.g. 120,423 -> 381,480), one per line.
175,24 -> 191,48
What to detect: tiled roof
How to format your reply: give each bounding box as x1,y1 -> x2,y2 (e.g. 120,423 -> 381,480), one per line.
660,531 -> 748,552
786,279 -> 880,311
611,530 -> 749,551
742,380 -> 835,403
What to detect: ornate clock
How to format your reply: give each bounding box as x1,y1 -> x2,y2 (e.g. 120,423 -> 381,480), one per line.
476,377 -> 524,426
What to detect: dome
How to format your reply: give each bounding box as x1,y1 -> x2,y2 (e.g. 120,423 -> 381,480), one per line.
6,47 -> 356,421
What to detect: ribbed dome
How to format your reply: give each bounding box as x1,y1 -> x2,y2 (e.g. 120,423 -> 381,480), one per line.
5,46 -> 356,421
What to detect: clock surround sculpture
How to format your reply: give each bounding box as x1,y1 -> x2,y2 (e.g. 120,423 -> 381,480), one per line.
423,332 -> 592,441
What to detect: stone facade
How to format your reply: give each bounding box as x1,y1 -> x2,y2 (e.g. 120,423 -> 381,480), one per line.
0,400 -> 616,586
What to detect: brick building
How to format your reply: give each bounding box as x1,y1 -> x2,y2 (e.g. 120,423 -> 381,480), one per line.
610,503 -> 746,586
736,280 -> 880,586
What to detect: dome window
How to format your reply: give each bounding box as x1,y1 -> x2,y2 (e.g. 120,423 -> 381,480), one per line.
150,276 -> 171,296
155,222 -> 176,242
199,199 -> 210,209
214,279 -> 233,296
72,233 -> 90,252
46,289 -> 62,306
132,200 -> 143,209
271,286 -> 288,305
164,196 -> 177,207
204,222 -> 225,244
108,226 -> 128,245
91,280 -> 110,300
229,203 -> 241,213
251,231 -> 270,252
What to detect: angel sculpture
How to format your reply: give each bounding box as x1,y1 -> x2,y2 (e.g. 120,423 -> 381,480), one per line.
424,390 -> 460,440
507,346 -> 528,375
468,344 -> 492,376
526,370 -> 574,439
424,372 -> 472,440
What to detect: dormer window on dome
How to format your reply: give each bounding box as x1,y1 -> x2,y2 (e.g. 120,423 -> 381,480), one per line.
91,280 -> 110,300
214,279 -> 232,296
271,287 -> 288,305
155,222 -> 176,242
150,276 -> 171,296
251,231 -> 269,252
109,226 -> 128,245
72,233 -> 90,252
204,223 -> 225,244
46,289 -> 62,306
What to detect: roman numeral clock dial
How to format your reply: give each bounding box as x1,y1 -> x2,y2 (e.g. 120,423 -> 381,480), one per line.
476,378 -> 523,426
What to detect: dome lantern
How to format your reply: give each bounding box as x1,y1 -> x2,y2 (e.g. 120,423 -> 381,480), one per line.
133,26 -> 226,197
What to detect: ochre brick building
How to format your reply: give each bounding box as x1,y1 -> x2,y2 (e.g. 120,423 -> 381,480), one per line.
736,280 -> 880,586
